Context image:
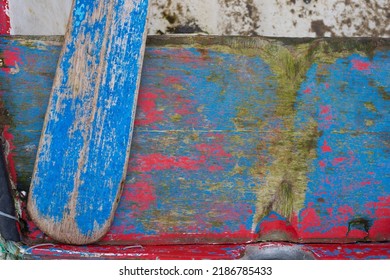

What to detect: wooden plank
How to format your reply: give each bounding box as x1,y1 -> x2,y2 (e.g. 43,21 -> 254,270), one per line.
0,36 -> 389,246
26,0 -> 149,245
0,0 -> 10,34
14,242 -> 390,260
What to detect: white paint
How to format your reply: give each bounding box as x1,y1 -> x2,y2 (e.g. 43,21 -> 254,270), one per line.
6,0 -> 390,37
8,0 -> 72,35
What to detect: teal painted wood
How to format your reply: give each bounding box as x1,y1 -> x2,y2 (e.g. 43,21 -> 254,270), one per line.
27,0 -> 149,244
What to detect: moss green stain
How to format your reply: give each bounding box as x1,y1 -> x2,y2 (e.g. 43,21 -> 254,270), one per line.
364,102 -> 378,112
170,114 -> 183,122
168,37 -> 386,229
251,40 -> 381,229
377,85 -> 389,100
206,71 -> 223,83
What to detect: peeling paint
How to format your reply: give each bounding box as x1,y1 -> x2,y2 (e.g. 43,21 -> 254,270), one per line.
2,0 -> 389,37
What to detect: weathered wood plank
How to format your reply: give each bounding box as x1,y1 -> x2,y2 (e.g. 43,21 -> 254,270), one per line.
0,36 -> 389,245
26,0 -> 149,244
13,242 -> 390,260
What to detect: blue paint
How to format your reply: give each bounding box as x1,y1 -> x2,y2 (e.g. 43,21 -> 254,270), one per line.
295,52 -> 390,234
28,0 -> 149,241
113,48 -> 278,236
2,37 -> 389,244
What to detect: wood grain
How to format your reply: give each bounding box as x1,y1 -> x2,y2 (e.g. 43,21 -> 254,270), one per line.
26,0 -> 149,244
0,36 -> 389,246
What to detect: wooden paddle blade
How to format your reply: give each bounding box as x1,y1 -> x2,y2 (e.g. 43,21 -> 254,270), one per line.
27,0 -> 149,245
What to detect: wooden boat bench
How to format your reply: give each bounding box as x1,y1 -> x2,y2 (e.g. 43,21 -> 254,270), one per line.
0,35 -> 389,259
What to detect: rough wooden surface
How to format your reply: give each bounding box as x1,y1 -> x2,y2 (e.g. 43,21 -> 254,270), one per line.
11,242 -> 390,260
0,36 -> 389,246
26,0 -> 149,245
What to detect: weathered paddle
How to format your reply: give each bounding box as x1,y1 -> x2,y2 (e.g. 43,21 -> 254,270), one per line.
27,0 -> 149,245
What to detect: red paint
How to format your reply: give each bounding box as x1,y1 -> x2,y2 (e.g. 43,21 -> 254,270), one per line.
28,244 -> 245,260
320,105 -> 330,115
123,181 -> 156,211
319,160 -> 326,167
360,180 -> 372,186
24,242 -> 390,260
306,243 -> 390,260
0,1 -> 10,34
135,90 -> 165,126
347,229 -> 368,239
321,140 -> 332,153
175,49 -> 204,65
1,48 -> 23,73
352,59 -> 371,71
175,104 -> 194,116
365,195 -> 390,239
338,205 -> 354,216
163,76 -> 181,86
299,207 -> 321,230
151,49 -> 164,55
129,153 -> 207,172
332,157 -> 348,165
303,87 -> 312,94
103,225 -> 257,245
325,83 -> 330,89
324,115 -> 332,121
195,143 -> 232,158
208,165 -> 224,172
258,214 -> 299,240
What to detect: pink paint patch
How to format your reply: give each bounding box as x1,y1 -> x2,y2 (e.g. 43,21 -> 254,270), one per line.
185,117 -> 200,126
347,229 -> 368,239
303,87 -> 312,94
360,180 -> 372,186
151,49 -> 164,55
258,215 -> 299,240
324,115 -> 332,121
352,59 -> 371,71
195,143 -> 232,158
0,1 -> 10,34
369,218 -> 390,240
325,83 -> 330,89
124,181 -> 156,211
208,165 -> 224,172
319,160 -> 326,168
366,196 -> 390,217
175,49 -> 204,65
320,105 -> 330,115
163,76 -> 181,86
1,49 -> 22,73
130,153 -> 207,172
135,90 -> 165,126
175,104 -> 194,116
321,140 -> 332,153
338,206 -> 354,216
299,207 -> 321,230
332,157 -> 348,165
